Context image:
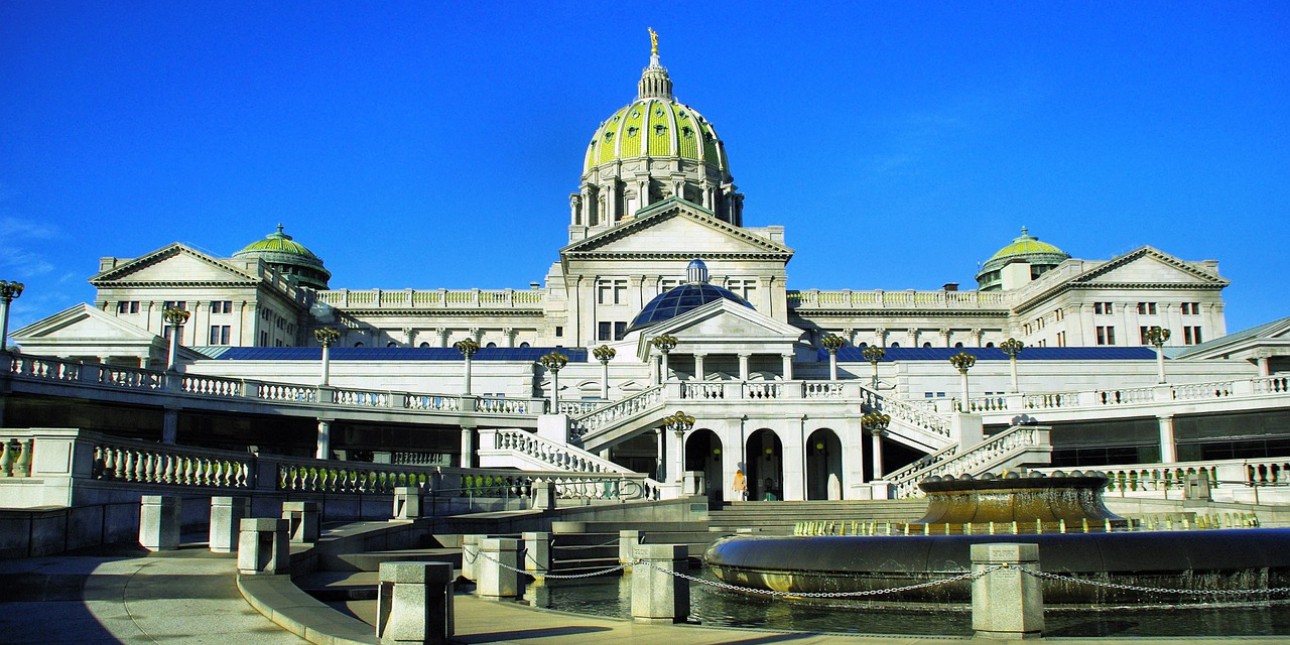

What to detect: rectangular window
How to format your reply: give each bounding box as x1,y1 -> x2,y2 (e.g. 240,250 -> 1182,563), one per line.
597,279 -> 627,305
1181,302 -> 1201,316
209,325 -> 231,345
1056,331 -> 1066,347
1094,302 -> 1113,315
260,331 -> 269,346
1184,326 -> 1204,345
614,321 -> 627,340
555,326 -> 563,338
598,322 -> 611,341
116,301 -> 139,314
210,300 -> 233,314
1096,326 -> 1116,345
163,300 -> 187,311
1137,302 -> 1157,315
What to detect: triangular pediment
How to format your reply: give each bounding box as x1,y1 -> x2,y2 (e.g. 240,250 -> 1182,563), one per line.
1072,247 -> 1228,287
12,304 -> 162,349
91,244 -> 260,286
562,199 -> 793,260
633,298 -> 805,360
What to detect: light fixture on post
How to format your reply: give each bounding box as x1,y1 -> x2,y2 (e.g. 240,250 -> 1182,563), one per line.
862,411 -> 892,478
0,280 -> 24,352
454,338 -> 481,395
593,344 -> 616,399
663,410 -> 695,484
862,345 -> 885,389
948,351 -> 977,411
999,338 -> 1024,393
820,334 -> 845,381
314,327 -> 341,386
1145,326 -> 1171,384
651,334 -> 678,384
537,350 -> 569,413
162,307 -> 191,371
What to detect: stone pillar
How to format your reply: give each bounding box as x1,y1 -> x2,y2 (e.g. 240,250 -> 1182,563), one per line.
1158,414 -> 1177,464
393,486 -> 422,520
459,426 -> 474,468
209,496 -> 250,554
631,544 -> 689,624
1257,355 -> 1271,377
738,353 -> 750,381
673,429 -> 686,484
532,479 -> 556,511
654,429 -> 665,481
781,353 -> 793,380
161,409 -> 179,445
870,429 -> 884,479
971,543 -> 1044,639
315,420 -> 331,460
281,501 -> 320,543
238,518 -> 290,575
477,537 -> 521,600
376,561 -> 454,644
139,495 -> 181,551
693,353 -> 706,382
460,535 -> 483,582
619,529 -> 642,571
522,531 -> 551,577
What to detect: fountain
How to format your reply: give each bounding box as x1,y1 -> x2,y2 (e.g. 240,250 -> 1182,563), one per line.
705,472 -> 1290,604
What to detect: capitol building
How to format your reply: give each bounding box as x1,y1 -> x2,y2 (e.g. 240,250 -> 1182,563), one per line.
9,39 -> 1289,503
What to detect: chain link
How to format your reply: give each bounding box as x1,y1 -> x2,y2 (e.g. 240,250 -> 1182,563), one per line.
1021,568 -> 1290,597
639,560 -> 1002,599
472,548 -> 627,580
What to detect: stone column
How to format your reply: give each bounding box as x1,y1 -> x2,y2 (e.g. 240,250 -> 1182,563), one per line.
654,428 -> 665,481
477,538 -> 521,600
971,543 -> 1044,639
673,428 -> 686,484
631,544 -> 689,624
738,353 -> 750,381
209,496 -> 250,554
694,353 -> 706,382
1158,414 -> 1177,464
781,353 -> 793,380
459,427 -> 474,468
315,420 -> 331,460
161,408 -> 179,445
377,561 -> 454,644
870,429 -> 884,479
238,518 -> 289,575
139,495 -> 181,551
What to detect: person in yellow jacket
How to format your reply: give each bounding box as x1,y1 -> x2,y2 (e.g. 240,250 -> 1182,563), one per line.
731,469 -> 748,501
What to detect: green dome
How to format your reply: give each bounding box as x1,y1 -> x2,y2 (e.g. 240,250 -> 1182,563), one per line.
234,225 -> 331,289
975,227 -> 1070,291
583,99 -> 728,174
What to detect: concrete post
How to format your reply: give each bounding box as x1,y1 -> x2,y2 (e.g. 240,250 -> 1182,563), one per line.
376,561 -> 455,644
1157,414 -> 1177,464
281,501 -> 320,543
161,409 -> 179,445
618,529 -> 642,570
238,518 -> 290,575
533,479 -> 556,511
522,531 -> 551,578
460,535 -> 483,582
139,495 -> 181,551
683,470 -> 705,497
209,496 -> 250,554
971,543 -> 1044,639
631,544 -> 689,623
393,486 -> 422,520
477,537 -> 521,600
315,420 -> 331,460
459,426 -> 473,468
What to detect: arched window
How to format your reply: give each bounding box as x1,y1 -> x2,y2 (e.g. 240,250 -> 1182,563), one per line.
486,342 -> 497,348
954,342 -> 964,348
387,341 -> 398,348
520,342 -> 531,348
858,342 -> 868,349
353,342 -> 364,348
890,342 -> 900,348
922,342 -> 932,348
986,342 -> 995,348
419,342 -> 430,348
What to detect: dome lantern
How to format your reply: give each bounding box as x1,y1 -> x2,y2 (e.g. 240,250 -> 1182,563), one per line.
975,227 -> 1070,291
234,224 -> 331,290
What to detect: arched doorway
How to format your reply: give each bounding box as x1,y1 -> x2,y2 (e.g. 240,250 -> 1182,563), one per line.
746,429 -> 783,501
685,429 -> 723,504
806,428 -> 843,500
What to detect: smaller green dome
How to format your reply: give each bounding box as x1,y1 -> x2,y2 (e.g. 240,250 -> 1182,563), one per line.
235,225 -> 331,289
975,227 -> 1070,291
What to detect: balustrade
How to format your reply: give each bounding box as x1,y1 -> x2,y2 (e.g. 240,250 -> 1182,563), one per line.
888,426 -> 1049,498
570,385 -> 664,438
0,437 -> 34,477
181,374 -> 243,398
92,441 -> 251,489
257,383 -> 318,403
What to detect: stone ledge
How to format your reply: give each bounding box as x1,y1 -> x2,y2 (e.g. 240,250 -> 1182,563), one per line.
237,573 -> 376,645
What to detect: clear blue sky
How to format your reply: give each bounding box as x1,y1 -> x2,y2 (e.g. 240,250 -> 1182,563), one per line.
2,2 -> 1287,334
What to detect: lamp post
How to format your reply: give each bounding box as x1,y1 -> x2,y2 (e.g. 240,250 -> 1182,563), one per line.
538,351 -> 568,413
314,328 -> 340,385
0,280 -> 23,351
664,410 -> 696,484
454,338 -> 481,395
862,345 -> 885,389
862,411 -> 891,478
1145,326 -> 1171,384
162,307 -> 191,371
820,334 -> 845,381
999,338 -> 1024,393
651,334 -> 678,385
593,345 -> 616,399
949,351 -> 977,411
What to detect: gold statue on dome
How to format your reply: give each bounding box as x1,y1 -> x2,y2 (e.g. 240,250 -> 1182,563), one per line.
649,27 -> 659,55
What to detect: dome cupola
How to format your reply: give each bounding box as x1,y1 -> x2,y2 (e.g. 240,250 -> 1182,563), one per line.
627,257 -> 754,333
234,225 -> 331,290
569,30 -> 743,241
975,227 -> 1070,291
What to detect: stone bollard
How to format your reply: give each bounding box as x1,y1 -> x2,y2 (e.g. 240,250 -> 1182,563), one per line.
631,544 -> 689,623
139,495 -> 181,551
619,529 -> 643,572
477,537 -> 521,600
393,486 -> 422,520
523,531 -> 551,578
209,496 -> 250,554
533,479 -> 557,511
238,518 -> 290,575
971,542 -> 1044,639
281,501 -> 320,543
376,561 -> 454,644
460,534 -> 483,582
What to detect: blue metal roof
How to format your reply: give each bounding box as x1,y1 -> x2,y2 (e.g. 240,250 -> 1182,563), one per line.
827,346 -> 1158,362
209,347 -> 588,362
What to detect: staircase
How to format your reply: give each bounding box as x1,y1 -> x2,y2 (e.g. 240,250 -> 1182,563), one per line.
569,385 -> 668,453
884,424 -> 1053,499
707,499 -> 931,536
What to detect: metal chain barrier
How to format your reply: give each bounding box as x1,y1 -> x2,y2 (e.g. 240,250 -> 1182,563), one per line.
472,548 -> 628,580
639,560 -> 1003,599
1021,569 -> 1290,597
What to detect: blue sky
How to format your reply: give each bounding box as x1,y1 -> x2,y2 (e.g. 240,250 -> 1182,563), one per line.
2,2 -> 1287,334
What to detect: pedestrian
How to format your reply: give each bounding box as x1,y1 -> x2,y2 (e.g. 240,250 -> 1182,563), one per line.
732,469 -> 748,501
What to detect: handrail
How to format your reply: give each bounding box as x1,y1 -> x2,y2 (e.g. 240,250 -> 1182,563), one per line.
887,425 -> 1051,499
